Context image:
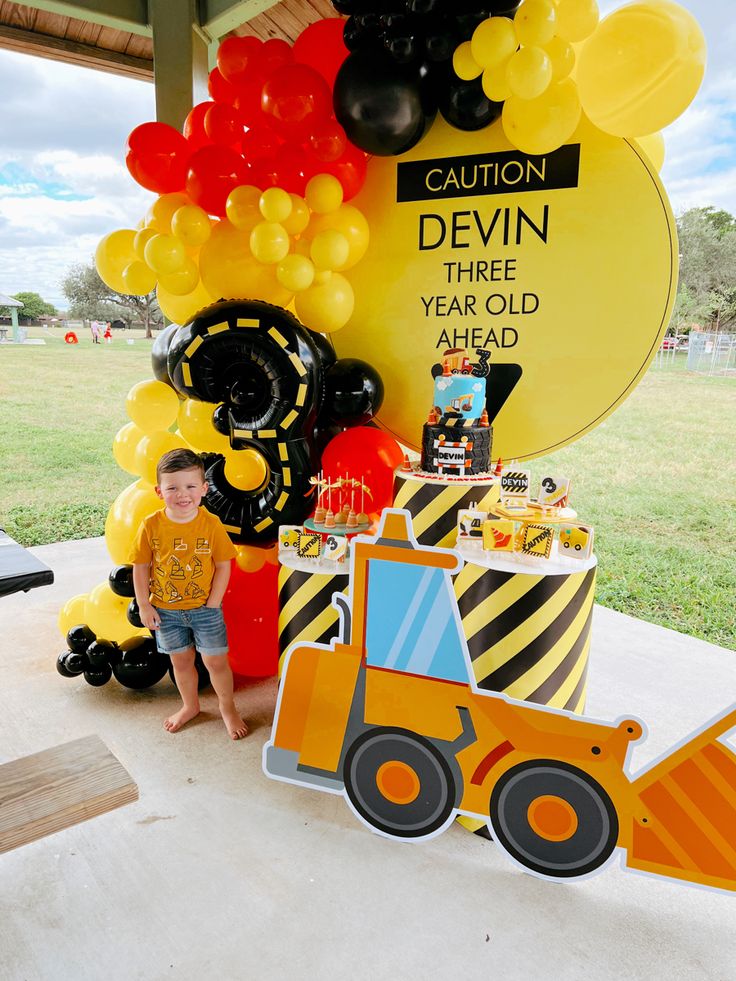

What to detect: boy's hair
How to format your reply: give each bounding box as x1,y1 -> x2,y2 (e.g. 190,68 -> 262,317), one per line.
156,448 -> 206,484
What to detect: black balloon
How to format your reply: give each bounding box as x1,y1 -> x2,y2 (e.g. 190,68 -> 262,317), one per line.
126,599 -> 144,629
439,72 -> 502,131
87,641 -> 118,669
66,623 -> 95,653
109,564 -> 135,598
212,402 -> 231,436
57,651 -> 78,678
334,50 -> 434,156
84,664 -> 113,687
66,649 -> 88,674
332,0 -> 375,13
324,359 -> 385,427
112,639 -> 169,690
151,322 -> 180,387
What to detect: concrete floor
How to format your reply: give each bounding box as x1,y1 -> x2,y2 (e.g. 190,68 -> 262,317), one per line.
2,536 -> 736,981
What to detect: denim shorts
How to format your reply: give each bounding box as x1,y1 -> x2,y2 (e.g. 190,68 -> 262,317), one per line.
154,606 -> 229,657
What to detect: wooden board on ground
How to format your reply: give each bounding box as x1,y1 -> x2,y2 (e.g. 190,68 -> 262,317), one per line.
0,734 -> 138,853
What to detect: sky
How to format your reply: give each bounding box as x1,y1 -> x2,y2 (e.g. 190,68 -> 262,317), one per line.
0,0 -> 734,311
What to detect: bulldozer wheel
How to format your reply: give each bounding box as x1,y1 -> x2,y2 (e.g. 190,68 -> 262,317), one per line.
343,728 -> 456,839
489,760 -> 618,878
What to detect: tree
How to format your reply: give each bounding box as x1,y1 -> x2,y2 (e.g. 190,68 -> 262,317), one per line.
61,263 -> 163,338
0,291 -> 56,321
673,207 -> 736,332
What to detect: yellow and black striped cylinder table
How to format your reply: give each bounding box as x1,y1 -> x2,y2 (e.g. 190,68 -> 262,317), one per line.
454,546 -> 597,715
392,468 -> 500,549
454,545 -> 596,833
277,557 -> 349,676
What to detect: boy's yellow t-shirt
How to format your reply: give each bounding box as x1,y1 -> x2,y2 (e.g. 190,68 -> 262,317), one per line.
130,507 -> 236,610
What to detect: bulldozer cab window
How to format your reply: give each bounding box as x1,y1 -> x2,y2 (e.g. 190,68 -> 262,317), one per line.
365,559 -> 468,684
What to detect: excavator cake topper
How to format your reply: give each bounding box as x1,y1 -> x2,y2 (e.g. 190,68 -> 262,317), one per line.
265,508 -> 736,894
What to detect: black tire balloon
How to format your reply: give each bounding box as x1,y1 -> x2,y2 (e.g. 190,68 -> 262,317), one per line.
126,599 -> 145,629
57,651 -> 78,678
151,322 -> 180,387
84,664 -> 113,687
86,640 -> 119,669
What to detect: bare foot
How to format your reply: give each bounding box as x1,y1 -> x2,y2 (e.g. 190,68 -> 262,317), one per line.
164,704 -> 200,733
221,702 -> 248,740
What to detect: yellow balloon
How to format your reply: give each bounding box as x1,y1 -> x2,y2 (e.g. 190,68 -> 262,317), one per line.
126,379 -> 180,432
224,448 -> 269,491
259,187 -> 293,223
172,205 -> 212,247
305,174 -> 344,215
310,230 -> 350,271
554,0 -> 599,43
506,45 -> 553,99
134,227 -> 158,260
543,34 -> 576,81
147,192 -> 190,234
482,62 -> 513,103
234,544 -> 267,573
85,581 -> 132,643
177,399 -> 231,453
157,280 -> 214,325
134,430 -> 189,486
276,254 -> 315,292
282,194 -> 311,235
122,261 -> 157,296
158,257 -> 200,296
249,221 -> 290,264
502,77 -> 582,154
58,593 -> 88,638
105,479 -> 162,565
576,0 -> 706,137
514,0 -> 557,47
305,204 -> 369,271
144,233 -> 186,275
112,421 -> 146,475
470,17 -> 517,70
95,229 -> 137,293
226,184 -> 262,231
199,220 -> 292,305
294,273 -> 354,334
453,40 -> 482,80
635,131 -> 666,171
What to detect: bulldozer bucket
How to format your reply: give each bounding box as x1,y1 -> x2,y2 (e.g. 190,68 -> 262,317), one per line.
627,706 -> 736,892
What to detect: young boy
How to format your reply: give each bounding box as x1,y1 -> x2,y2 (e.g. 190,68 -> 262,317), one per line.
131,448 -> 248,740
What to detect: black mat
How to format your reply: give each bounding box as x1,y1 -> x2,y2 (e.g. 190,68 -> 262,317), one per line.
0,530 -> 54,597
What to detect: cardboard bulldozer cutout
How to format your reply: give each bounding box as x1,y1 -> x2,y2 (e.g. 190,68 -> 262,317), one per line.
264,510 -> 736,892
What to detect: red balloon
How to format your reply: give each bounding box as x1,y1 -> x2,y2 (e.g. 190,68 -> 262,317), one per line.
293,18 -> 349,89
271,143 -> 318,196
217,36 -> 264,87
234,78 -> 268,129
261,38 -> 293,75
261,64 -> 332,143
328,141 -> 368,200
204,103 -> 244,147
308,118 -> 347,162
223,560 -> 279,679
185,144 -> 249,217
321,427 -> 404,514
183,102 -> 212,150
125,122 -> 191,193
208,66 -> 239,106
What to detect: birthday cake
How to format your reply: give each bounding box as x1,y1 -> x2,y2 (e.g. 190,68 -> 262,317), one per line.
420,348 -> 493,476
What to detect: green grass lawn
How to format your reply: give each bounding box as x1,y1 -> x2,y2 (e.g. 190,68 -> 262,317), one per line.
2,331 -> 734,650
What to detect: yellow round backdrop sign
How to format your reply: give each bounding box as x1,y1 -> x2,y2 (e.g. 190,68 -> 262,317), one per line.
335,115 -> 677,461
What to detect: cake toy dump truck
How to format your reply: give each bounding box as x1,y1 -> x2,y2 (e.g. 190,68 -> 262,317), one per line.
264,510 -> 736,892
